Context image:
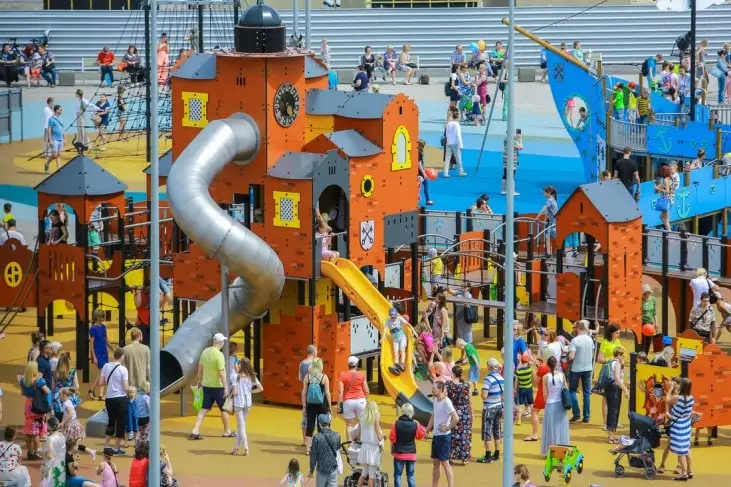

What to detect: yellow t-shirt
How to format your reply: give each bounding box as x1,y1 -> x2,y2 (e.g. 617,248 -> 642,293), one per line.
200,346 -> 225,388
2,213 -> 14,224
432,257 -> 444,276
599,338 -> 622,360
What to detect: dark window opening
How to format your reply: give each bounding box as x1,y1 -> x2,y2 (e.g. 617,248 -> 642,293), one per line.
249,184 -> 264,224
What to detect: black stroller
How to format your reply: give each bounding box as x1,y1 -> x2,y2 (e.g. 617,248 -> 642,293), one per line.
612,412 -> 662,480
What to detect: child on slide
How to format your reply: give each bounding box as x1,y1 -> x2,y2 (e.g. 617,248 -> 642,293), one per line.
385,307 -> 408,375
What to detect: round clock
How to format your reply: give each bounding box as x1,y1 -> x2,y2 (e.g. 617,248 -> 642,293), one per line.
273,82 -> 300,128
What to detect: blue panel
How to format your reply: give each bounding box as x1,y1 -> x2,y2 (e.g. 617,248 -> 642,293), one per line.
423,211 -> 457,249
645,229 -> 663,268
646,123 -> 717,159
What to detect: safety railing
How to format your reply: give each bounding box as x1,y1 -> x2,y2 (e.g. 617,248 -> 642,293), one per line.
709,104 -> 731,126
610,118 -> 647,152
642,227 -> 725,277
365,0 -> 479,7
654,112 -> 689,127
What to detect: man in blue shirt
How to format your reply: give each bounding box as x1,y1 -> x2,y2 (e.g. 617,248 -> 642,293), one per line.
513,320 -> 528,368
450,45 -> 465,68
45,105 -> 64,174
352,65 -> 369,92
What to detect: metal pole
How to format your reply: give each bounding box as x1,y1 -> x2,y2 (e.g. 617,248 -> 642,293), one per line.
293,0 -> 298,37
148,0 -> 161,483
198,3 -> 205,52
475,61 -> 507,175
689,0 -> 697,121
233,0 -> 239,24
221,264 -> 230,372
304,0 -> 311,49
503,2 -> 516,485
144,1 -> 152,162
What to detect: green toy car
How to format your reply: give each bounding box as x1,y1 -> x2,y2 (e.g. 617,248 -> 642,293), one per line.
543,444 -> 584,484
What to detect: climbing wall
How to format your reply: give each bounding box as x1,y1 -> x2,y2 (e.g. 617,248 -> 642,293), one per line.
688,344 -> 731,429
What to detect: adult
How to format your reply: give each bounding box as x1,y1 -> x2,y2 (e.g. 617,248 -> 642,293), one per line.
474,63 -> 489,114
0,425 -> 31,487
397,44 -> 417,85
488,41 -> 506,77
542,330 -> 562,364
353,401 -> 383,487
713,49 -> 729,104
613,146 -> 640,199
689,267 -> 720,307
442,107 -> 465,178
308,414 -> 341,487
659,378 -> 695,480
384,45 -> 398,85
122,45 -> 143,84
302,358 -> 331,455
37,46 -> 57,87
597,323 -> 621,429
655,165 -> 674,231
0,219 -> 26,247
431,293 -> 449,350
122,327 -> 151,390
101,347 -> 129,454
52,352 -> 80,422
428,381 -> 458,487
605,347 -> 629,444
157,33 -> 170,87
133,283 -> 152,345
190,333 -> 232,440
97,46 -> 115,87
524,358 -> 549,442
41,418 -> 66,487
338,355 -> 368,429
450,45 -> 465,68
688,292 -> 716,344
92,94 -> 111,151
540,356 -> 570,455
501,129 -> 523,196
512,321 -> 528,368
568,320 -> 594,424
478,358 -> 504,464
641,284 -> 660,352
299,344 -> 318,446
352,65 -> 369,92
0,43 -> 20,87
446,64 -> 463,112
27,331 -> 43,362
66,451 -> 101,487
446,366 -> 472,465
18,361 -> 50,460
45,105 -> 64,174
390,403 -> 427,487
361,46 -> 376,81
37,340 -> 53,386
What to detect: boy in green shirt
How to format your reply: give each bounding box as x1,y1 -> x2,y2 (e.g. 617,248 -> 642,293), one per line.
2,203 -> 14,230
456,338 -> 481,396
612,82 -> 625,120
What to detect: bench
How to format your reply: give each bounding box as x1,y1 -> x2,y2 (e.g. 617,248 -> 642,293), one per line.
80,56 -> 130,85
354,55 -> 421,82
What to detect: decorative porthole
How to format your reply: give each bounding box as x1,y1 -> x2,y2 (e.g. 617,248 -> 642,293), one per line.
361,175 -> 375,197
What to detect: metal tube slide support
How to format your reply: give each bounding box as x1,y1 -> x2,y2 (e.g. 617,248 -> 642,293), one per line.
160,114 -> 285,393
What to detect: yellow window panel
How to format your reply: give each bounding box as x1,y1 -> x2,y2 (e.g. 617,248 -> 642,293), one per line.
391,125 -> 412,171
273,191 -> 301,228
182,92 -> 209,128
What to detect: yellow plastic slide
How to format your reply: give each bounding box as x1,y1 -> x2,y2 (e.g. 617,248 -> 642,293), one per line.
321,258 -> 432,424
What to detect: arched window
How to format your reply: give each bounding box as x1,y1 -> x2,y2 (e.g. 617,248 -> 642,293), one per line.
391,125 -> 411,171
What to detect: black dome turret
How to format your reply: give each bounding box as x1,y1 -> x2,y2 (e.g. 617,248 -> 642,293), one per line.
235,0 -> 286,54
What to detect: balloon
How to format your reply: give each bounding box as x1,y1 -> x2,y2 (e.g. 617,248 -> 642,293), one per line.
425,168 -> 438,180
477,40 -> 486,51
469,42 -> 479,52
642,323 -> 656,337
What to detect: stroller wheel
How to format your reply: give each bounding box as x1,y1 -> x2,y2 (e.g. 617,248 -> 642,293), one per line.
614,464 -> 625,477
644,468 -> 657,480
379,472 -> 389,487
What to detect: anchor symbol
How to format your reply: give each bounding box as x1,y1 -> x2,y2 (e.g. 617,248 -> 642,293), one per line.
553,63 -> 565,83
676,188 -> 691,219
710,185 -> 717,195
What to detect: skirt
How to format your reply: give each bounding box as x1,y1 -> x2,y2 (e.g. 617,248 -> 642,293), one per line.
61,418 -> 86,441
357,443 -> 382,467
540,402 -> 570,455
23,397 -> 47,436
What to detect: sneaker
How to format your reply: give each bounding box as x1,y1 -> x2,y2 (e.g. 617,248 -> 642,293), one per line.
476,455 -> 493,464
582,418 -> 590,423
513,191 -> 520,196
127,432 -> 134,441
492,451 -> 500,461
426,200 -> 435,205
501,190 -> 507,195
443,173 -> 450,178
602,426 -> 608,432
459,172 -> 467,177
472,390 -> 479,396
569,416 -> 581,423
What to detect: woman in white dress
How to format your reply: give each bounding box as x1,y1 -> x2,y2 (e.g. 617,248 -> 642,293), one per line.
41,417 -> 67,487
74,89 -> 102,149
354,400 -> 384,487
540,356 -> 570,455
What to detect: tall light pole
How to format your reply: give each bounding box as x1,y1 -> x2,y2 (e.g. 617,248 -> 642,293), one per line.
148,0 -> 161,485
503,0 -> 516,485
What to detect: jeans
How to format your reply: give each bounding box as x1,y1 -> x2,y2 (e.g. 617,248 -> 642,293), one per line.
41,68 -> 57,85
234,406 -> 251,450
569,370 -> 592,421
720,74 -> 726,104
422,178 -> 431,202
393,459 -> 416,487
101,65 -> 115,85
315,470 -> 338,487
637,115 -> 648,125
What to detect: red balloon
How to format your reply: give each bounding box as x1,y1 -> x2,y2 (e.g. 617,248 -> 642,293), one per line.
425,168 -> 438,180
642,323 -> 655,337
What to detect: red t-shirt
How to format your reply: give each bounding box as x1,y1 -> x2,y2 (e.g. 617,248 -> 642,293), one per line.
128,458 -> 149,487
98,51 -> 115,65
340,370 -> 366,401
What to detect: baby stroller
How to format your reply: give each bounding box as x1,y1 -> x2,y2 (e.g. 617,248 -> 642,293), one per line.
341,441 -> 389,487
611,412 -> 662,480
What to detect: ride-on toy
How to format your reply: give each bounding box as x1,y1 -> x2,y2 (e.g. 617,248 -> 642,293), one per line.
543,445 -> 584,484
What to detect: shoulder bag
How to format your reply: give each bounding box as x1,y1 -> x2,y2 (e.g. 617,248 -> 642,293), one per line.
560,375 -> 572,411
31,380 -> 51,414
705,278 -> 718,304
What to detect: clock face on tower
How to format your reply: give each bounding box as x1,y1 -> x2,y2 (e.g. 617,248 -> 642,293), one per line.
273,82 -> 300,128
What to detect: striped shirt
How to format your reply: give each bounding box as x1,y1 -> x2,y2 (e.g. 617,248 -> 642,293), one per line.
502,135 -> 523,168
516,365 -> 533,389
450,51 -> 465,66
481,372 -> 504,409
636,96 -> 650,116
669,395 -> 694,455
230,372 -> 260,409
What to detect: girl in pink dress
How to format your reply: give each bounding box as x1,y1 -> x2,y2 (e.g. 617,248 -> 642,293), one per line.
316,221 -> 339,262
97,450 -> 118,487
157,37 -> 170,87
475,64 -> 489,114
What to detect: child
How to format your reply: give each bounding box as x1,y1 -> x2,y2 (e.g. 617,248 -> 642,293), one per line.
279,458 -> 305,486
637,88 -> 651,124
413,318 -> 434,380
134,381 -> 151,435
49,341 -> 63,372
89,307 -> 111,400
514,464 -> 537,487
611,83 -> 625,120
228,341 -> 239,376
230,357 -> 264,456
430,347 -> 455,383
455,338 -> 481,396
97,449 -> 119,487
315,221 -> 339,263
374,55 -> 386,81
537,186 -> 558,256
60,387 -> 86,442
384,307 -> 408,375
576,106 -> 588,130
515,353 -> 534,425
125,386 -> 139,445
470,93 -> 483,126
427,247 -> 443,287
30,50 -> 43,86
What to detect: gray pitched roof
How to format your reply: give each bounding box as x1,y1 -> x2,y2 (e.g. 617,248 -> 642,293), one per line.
305,56 -> 329,79
574,180 -> 642,223
306,89 -> 395,119
267,152 -> 329,180
324,130 -> 382,157
143,149 -> 173,178
171,53 -> 217,80
34,155 -> 127,196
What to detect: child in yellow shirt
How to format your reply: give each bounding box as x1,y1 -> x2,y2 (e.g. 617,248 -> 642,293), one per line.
427,247 -> 443,286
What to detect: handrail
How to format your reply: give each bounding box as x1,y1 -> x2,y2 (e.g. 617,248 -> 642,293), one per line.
86,254 -> 109,278
501,18 -> 596,76
593,283 -> 603,322
534,223 -> 556,241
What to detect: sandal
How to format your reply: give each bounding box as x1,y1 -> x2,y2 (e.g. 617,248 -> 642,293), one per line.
230,449 -> 238,456
222,432 -> 237,438
657,467 -> 665,474
673,475 -> 688,481
188,434 -> 204,440
523,436 -> 538,442
88,390 -> 99,400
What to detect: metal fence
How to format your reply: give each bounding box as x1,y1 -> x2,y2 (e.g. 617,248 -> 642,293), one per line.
610,118 -> 647,152
2,5 -> 731,71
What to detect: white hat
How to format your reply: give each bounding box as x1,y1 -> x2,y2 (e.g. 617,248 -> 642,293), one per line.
347,356 -> 359,366
642,284 -> 652,294
213,332 -> 227,343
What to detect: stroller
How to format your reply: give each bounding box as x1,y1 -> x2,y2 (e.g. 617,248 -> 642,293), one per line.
341,440 -> 389,487
611,412 -> 662,480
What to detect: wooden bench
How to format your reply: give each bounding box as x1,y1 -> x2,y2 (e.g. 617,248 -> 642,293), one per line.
354,54 -> 421,81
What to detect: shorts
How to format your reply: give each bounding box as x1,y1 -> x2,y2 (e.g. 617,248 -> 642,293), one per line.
502,166 -> 517,180
391,333 -> 407,356
468,364 -> 480,383
397,64 -> 411,71
343,398 -> 367,421
540,61 -> 547,69
201,386 -> 225,410
481,406 -> 504,441
51,140 -> 63,153
159,278 -> 171,296
431,434 -> 452,461
517,387 -> 534,405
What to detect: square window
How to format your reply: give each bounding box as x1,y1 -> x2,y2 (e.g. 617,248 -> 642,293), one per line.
280,198 -> 295,221
188,98 -> 202,122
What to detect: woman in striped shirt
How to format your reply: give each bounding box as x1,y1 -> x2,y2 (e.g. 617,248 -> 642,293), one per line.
229,357 -> 263,456
658,377 -> 695,480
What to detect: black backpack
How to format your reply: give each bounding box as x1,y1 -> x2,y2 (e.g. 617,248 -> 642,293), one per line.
641,58 -> 650,77
444,80 -> 452,97
463,305 -> 478,324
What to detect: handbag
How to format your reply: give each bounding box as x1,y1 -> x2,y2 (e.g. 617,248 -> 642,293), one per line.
560,379 -> 572,411
326,437 -> 344,475
31,381 -> 51,414
711,65 -> 725,79
222,393 -> 234,415
705,278 -> 718,304
655,197 -> 670,213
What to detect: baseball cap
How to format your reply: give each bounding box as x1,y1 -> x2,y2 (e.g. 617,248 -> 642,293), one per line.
347,356 -> 359,366
213,332 -> 227,343
662,336 -> 673,346
317,413 -> 331,425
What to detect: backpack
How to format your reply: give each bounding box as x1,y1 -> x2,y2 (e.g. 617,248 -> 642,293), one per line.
641,58 -> 650,77
444,80 -> 452,97
463,305 -> 478,324
419,73 -> 430,85
595,359 -> 615,393
306,375 -> 325,404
